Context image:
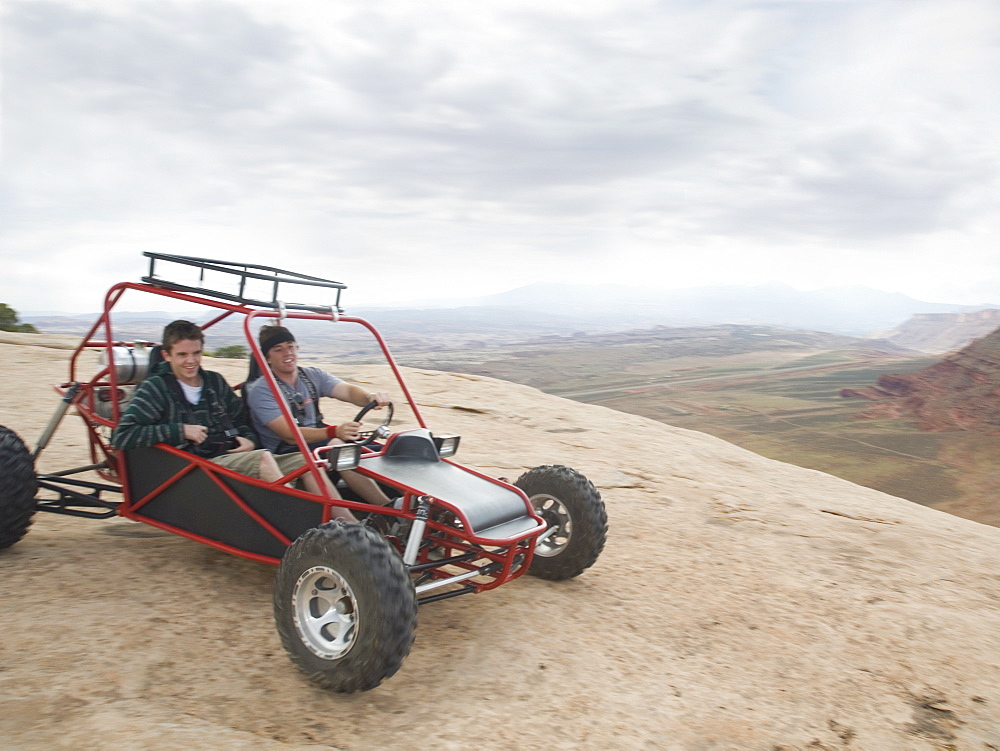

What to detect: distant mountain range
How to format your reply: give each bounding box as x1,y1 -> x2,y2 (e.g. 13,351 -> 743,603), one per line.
21,282 -> 1000,353
397,282 -> 997,337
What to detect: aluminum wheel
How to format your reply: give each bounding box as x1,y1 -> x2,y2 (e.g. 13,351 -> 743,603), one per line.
292,565 -> 359,659
275,523 -> 417,692
531,493 -> 572,557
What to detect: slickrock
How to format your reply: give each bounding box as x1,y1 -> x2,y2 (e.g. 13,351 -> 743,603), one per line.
2,338 -> 999,749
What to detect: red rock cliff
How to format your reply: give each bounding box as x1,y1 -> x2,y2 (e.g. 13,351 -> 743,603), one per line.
843,325 -> 1000,432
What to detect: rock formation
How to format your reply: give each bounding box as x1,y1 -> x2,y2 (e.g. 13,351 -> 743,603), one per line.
880,308 -> 1000,354
844,324 -> 1000,433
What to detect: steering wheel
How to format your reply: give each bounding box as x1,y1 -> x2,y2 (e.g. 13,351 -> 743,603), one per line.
352,400 -> 394,447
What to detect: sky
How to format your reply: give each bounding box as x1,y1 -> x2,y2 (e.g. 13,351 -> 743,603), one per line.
2,0 -> 999,314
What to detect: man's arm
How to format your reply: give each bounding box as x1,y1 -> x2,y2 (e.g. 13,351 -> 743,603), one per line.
330,381 -> 390,409
264,415 -> 356,444
249,372 -> 364,444
110,378 -> 184,450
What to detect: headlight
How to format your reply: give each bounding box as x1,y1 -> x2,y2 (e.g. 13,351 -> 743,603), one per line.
315,443 -> 361,471
434,434 -> 461,458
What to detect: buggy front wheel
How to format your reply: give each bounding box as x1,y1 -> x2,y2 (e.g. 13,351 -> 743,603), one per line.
273,522 -> 417,692
515,465 -> 607,581
0,425 -> 37,550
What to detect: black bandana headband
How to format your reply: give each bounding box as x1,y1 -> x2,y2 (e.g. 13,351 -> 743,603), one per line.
261,329 -> 296,356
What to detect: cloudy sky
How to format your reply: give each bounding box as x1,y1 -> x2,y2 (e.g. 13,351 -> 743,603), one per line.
2,0 -> 999,314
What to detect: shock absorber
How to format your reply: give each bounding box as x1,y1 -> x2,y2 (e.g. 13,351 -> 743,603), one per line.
33,382 -> 81,459
403,497 -> 432,566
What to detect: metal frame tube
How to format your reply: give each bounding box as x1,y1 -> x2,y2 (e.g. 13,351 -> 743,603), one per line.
414,568 -> 485,595
33,383 -> 81,459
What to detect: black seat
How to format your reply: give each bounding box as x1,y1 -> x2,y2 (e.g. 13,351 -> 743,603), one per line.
146,344 -> 165,377
238,356 -> 265,421
246,355 -> 263,385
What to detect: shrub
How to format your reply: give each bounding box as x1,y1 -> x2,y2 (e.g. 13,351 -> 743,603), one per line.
0,303 -> 38,333
212,344 -> 249,359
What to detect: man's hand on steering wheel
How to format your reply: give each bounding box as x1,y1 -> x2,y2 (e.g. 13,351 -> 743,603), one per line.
333,421 -> 364,442
365,391 -> 392,408
352,400 -> 394,447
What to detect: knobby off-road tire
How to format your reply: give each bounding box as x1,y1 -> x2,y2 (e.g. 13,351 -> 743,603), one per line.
515,465 -> 607,581
273,521 -> 417,693
0,425 -> 37,550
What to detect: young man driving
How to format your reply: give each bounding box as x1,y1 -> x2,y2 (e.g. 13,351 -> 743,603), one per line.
245,324 -> 393,506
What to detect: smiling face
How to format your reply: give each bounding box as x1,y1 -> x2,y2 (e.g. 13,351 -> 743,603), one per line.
266,339 -> 299,380
163,338 -> 203,386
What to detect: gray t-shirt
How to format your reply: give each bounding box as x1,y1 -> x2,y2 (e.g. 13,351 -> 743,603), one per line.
246,366 -> 342,452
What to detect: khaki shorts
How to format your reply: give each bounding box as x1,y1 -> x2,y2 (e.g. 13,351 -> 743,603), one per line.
210,449 -> 306,479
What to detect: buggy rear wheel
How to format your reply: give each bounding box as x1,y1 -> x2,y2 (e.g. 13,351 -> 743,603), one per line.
0,425 -> 37,550
273,521 -> 417,692
515,465 -> 607,581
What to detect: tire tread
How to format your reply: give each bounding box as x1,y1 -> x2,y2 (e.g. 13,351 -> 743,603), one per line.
516,465 -> 607,581
273,522 -> 417,692
0,426 -> 37,551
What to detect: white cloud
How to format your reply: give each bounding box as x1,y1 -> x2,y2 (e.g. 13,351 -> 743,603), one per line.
2,0 -> 999,313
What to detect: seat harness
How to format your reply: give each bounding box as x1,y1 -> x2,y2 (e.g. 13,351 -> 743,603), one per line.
273,368 -> 324,426
273,368 -> 325,454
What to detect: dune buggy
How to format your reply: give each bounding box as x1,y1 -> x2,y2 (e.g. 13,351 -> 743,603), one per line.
0,253 -> 607,692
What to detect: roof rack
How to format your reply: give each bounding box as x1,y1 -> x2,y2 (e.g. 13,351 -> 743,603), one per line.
141,253 -> 347,313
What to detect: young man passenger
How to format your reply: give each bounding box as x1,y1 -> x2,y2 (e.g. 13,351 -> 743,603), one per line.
111,320 -> 356,522
246,324 -> 393,506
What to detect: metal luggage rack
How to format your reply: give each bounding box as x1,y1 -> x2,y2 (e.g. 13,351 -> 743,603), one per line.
141,252 -> 348,314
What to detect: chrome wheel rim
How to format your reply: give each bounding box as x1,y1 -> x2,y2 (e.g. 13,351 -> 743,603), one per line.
531,493 -> 572,557
292,566 -> 358,660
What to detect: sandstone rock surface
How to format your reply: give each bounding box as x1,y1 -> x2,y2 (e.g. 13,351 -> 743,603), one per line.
1,337 -> 999,749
